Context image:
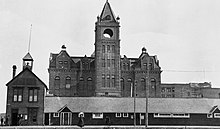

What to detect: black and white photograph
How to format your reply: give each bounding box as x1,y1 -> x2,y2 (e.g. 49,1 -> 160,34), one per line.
1,0 -> 220,128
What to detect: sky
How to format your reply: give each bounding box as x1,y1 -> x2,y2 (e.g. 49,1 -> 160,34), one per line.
1,0 -> 220,113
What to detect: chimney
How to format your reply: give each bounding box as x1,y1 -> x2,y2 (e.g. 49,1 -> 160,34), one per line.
12,65 -> 17,78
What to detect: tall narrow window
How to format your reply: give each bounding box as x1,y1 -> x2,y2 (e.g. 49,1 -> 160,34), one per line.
54,76 -> 60,89
112,59 -> 115,67
112,75 -> 115,87
13,88 -> 23,102
143,63 -> 147,70
107,45 -> 110,52
151,79 -> 156,89
87,77 -> 92,91
123,63 -> 126,70
107,74 -> 110,87
29,88 -> 38,102
112,45 -> 115,53
121,78 -> 125,91
141,78 -> 146,90
65,76 -> 71,89
107,59 -> 110,67
149,63 -> 153,70
102,45 -> 105,53
102,74 -> 105,87
102,58 -> 105,67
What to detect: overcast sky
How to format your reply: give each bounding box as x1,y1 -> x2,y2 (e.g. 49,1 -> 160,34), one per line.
1,0 -> 220,113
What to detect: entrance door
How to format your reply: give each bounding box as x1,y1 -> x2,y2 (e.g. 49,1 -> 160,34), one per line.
11,109 -> 18,126
61,113 -> 71,125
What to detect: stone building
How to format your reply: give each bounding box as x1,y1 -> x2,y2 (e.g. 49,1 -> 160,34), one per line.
48,0 -> 162,98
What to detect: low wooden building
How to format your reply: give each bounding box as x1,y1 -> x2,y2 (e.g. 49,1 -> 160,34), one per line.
44,97 -> 220,126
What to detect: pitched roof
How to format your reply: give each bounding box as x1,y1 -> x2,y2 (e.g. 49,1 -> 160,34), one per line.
100,1 -> 117,22
44,97 -> 220,114
23,52 -> 33,61
6,68 -> 48,90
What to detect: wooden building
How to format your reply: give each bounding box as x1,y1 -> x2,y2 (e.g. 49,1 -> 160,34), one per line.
44,97 -> 220,126
5,53 -> 48,126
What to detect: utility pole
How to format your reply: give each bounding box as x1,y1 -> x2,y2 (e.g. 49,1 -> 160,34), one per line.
133,80 -> 137,128
145,59 -> 149,128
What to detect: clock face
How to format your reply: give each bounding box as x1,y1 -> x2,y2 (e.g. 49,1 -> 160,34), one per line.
103,28 -> 113,38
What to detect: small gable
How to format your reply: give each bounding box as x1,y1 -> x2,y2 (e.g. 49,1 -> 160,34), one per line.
58,105 -> 72,113
209,106 -> 220,114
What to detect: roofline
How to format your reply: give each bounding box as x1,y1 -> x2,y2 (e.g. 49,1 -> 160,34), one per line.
6,68 -> 48,90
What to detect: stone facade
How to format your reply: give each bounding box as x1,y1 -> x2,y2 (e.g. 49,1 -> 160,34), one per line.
48,1 -> 162,98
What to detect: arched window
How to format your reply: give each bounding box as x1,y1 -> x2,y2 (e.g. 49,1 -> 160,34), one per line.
121,78 -> 124,91
141,78 -> 146,90
79,77 -> 84,90
107,74 -> 110,87
151,79 -> 156,89
111,75 -> 115,87
65,76 -> 71,89
102,74 -> 105,87
54,76 -> 60,89
54,76 -> 60,96
87,77 -> 92,90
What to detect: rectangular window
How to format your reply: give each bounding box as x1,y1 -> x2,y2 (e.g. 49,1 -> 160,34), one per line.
54,113 -> 59,117
107,45 -> 110,52
13,88 -> 23,102
172,113 -> 190,118
29,88 -> 38,102
102,45 -> 105,53
112,75 -> 115,87
214,113 -> 220,118
116,113 -> 121,117
102,58 -> 105,67
112,59 -> 115,67
154,113 -> 171,118
92,113 -> 103,119
154,113 -> 190,118
112,45 -> 115,53
107,59 -> 110,67
123,113 -> 128,117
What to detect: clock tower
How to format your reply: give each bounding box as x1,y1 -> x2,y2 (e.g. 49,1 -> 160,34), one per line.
95,1 -> 121,97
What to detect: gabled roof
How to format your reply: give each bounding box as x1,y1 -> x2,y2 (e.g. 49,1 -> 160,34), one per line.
57,105 -> 72,113
209,105 -> 218,114
23,52 -> 33,61
6,68 -> 48,90
44,97 -> 220,114
100,0 -> 117,22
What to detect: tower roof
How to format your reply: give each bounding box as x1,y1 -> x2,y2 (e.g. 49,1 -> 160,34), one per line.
100,0 -> 117,22
23,52 -> 33,61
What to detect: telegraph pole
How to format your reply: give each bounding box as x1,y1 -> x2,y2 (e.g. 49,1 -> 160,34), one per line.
133,81 -> 137,128
145,59 -> 149,128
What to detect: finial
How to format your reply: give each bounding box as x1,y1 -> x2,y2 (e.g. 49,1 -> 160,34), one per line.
142,47 -> 147,53
61,45 -> 66,50
116,16 -> 120,20
106,0 -> 108,3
